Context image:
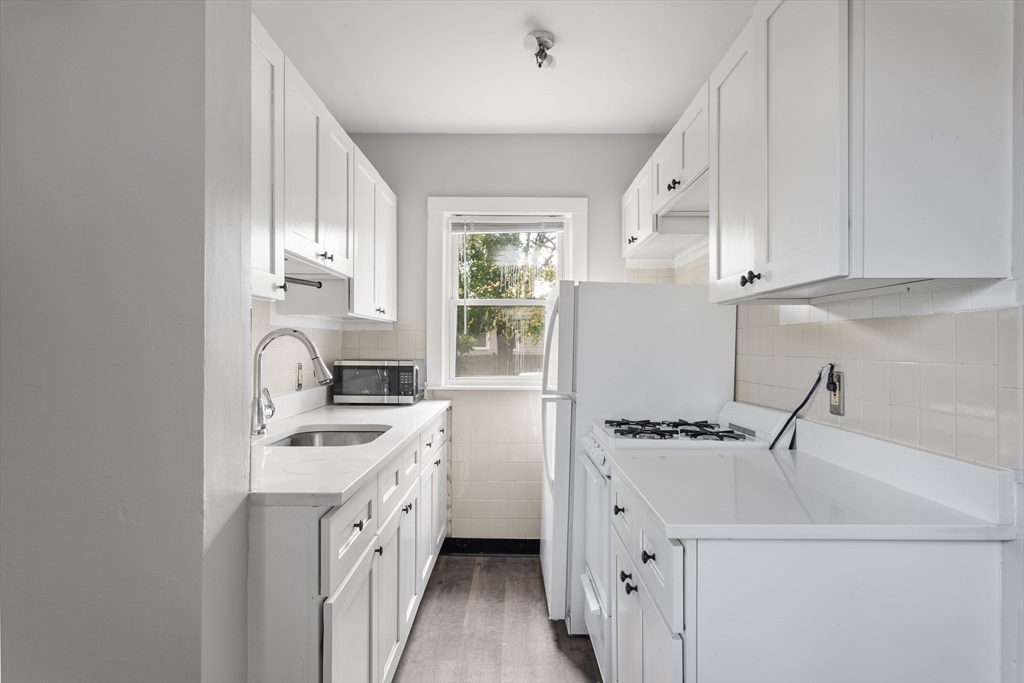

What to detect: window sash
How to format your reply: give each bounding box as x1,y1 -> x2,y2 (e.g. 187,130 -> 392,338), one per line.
445,217 -> 560,387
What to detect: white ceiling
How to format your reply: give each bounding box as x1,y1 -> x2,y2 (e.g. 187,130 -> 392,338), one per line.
251,1 -> 756,134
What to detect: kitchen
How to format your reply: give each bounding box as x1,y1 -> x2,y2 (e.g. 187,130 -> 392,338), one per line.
0,1 -> 1022,683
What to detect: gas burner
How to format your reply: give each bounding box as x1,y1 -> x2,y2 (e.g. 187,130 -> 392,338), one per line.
605,419 -> 656,429
659,420 -> 747,441
614,427 -> 678,439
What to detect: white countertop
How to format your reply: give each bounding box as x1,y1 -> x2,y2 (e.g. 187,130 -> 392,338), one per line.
610,447 -> 1016,541
250,400 -> 449,507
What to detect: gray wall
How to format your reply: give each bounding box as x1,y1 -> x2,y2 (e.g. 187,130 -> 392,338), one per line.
350,134 -> 661,322
0,1 -> 251,681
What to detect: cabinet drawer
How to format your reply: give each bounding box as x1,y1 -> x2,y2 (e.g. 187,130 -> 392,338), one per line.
419,412 -> 447,474
611,478 -> 638,550
399,439 -> 420,481
320,478 -> 377,596
634,508 -> 685,633
378,452 -> 405,525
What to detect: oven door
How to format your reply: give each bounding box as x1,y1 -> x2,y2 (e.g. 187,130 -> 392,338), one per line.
333,361 -> 397,404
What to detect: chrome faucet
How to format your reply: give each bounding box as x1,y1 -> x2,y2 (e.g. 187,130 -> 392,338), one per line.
252,328 -> 333,435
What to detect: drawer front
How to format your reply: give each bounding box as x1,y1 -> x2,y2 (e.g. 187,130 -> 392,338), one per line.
378,452 -> 405,525
399,439 -> 420,481
611,478 -> 638,550
636,564 -> 684,683
634,508 -> 685,633
419,412 -> 447,474
321,478 -> 377,596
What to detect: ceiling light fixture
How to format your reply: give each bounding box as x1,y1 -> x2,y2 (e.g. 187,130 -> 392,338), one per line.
523,30 -> 555,70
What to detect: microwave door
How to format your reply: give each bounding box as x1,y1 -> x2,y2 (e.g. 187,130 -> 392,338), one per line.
335,365 -> 394,404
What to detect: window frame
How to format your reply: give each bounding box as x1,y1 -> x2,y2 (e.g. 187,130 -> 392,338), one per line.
427,197 -> 588,390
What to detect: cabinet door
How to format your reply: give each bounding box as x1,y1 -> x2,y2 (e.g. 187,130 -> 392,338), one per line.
283,58 -> 330,268
352,148 -> 379,318
653,81 -> 710,215
250,17 -> 285,301
377,509 -> 402,683
324,542 -> 377,683
431,443 -> 447,555
622,160 -> 653,258
319,116 -> 355,278
757,0 -> 848,293
613,534 -> 639,683
636,573 -> 684,683
374,181 -> 397,321
416,460 -> 435,593
398,482 -> 420,639
708,20 -> 766,303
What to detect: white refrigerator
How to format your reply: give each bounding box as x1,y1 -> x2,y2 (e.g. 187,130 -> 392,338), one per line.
539,281 -> 736,634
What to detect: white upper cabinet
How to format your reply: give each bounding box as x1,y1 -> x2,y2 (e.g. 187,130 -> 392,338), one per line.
710,0 -> 1014,304
283,58 -> 353,280
621,160 -> 653,257
652,81 -> 710,216
708,20 -> 763,303
250,17 -> 285,301
351,148 -> 397,321
623,84 -> 711,261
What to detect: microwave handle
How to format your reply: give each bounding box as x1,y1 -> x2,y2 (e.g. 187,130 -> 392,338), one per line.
413,364 -> 420,396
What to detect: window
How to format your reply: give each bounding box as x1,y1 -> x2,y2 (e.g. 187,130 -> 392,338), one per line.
427,198 -> 587,389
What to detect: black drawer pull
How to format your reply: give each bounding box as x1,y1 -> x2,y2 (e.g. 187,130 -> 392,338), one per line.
625,583 -> 638,595
353,520 -> 365,531
374,546 -> 383,556
613,505 -> 626,515
619,570 -> 632,583
641,550 -> 656,564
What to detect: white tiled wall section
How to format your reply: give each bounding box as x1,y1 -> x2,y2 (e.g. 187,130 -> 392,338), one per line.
736,305 -> 1023,473
428,389 -> 543,539
675,255 -> 710,285
251,299 -> 344,397
341,321 -> 427,360
624,267 -> 676,284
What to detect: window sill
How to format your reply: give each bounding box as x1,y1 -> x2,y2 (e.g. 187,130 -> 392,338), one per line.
427,384 -> 541,392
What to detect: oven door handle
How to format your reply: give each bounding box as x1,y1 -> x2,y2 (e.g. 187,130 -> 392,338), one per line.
579,452 -> 607,487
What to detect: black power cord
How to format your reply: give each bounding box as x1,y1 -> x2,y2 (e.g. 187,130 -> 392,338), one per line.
768,363 -> 836,450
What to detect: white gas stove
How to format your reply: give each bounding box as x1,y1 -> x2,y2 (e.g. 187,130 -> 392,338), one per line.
584,401 -> 794,474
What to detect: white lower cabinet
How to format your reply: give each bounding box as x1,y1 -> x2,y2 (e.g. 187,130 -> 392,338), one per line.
324,543 -> 377,683
249,410 -> 449,683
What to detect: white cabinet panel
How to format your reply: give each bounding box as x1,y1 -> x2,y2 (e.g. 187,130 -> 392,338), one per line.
250,17 -> 285,301
431,442 -> 447,554
319,116 -> 354,278
375,180 -> 397,320
323,543 -> 377,683
760,0 -> 848,292
417,458 -> 435,592
621,160 -> 653,258
351,148 -> 396,322
283,58 -> 323,266
612,531 -> 639,683
376,508 -> 402,683
709,21 -> 763,304
398,483 -> 420,639
653,81 -> 709,215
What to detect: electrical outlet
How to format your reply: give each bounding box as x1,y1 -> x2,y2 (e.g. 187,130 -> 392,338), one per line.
829,370 -> 844,416
296,362 -> 303,391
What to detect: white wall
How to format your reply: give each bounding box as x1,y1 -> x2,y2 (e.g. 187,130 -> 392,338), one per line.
0,2 -> 250,681
201,2 -> 251,681
350,134 -> 660,322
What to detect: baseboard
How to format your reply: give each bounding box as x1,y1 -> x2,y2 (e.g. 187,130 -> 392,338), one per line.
440,537 -> 540,556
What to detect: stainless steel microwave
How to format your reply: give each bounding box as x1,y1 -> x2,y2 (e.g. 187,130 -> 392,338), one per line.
332,359 -> 426,404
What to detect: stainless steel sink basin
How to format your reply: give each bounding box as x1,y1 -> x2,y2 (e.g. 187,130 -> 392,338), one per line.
269,426 -> 390,448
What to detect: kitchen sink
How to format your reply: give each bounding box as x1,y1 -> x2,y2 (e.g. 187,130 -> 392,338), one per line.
269,426 -> 390,448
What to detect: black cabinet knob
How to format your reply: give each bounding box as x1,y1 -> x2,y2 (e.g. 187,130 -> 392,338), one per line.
353,520 -> 365,531
739,270 -> 762,287
374,546 -> 383,556
434,458 -> 441,466
619,570 -> 632,583
317,252 -> 334,262
667,179 -> 681,191
641,549 -> 656,564
403,503 -> 413,514
625,583 -> 638,595
613,505 -> 626,515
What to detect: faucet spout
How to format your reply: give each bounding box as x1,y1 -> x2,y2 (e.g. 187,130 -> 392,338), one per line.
251,328 -> 334,435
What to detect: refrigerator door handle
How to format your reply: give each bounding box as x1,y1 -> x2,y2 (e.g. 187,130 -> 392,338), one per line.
541,296 -> 559,395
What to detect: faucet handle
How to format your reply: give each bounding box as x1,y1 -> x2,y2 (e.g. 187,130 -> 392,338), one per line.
262,388 -> 276,420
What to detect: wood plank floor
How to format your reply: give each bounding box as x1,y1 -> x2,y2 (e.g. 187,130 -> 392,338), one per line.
393,556 -> 601,683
